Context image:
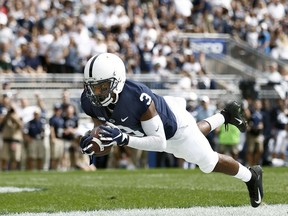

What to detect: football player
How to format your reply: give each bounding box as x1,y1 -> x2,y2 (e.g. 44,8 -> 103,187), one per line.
80,53 -> 263,208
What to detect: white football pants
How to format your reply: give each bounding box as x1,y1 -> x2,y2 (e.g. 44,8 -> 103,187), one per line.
164,96 -> 219,173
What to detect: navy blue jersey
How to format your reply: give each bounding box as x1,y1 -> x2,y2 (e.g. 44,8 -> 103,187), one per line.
81,79 -> 177,139
63,115 -> 79,140
26,118 -> 45,139
49,115 -> 64,138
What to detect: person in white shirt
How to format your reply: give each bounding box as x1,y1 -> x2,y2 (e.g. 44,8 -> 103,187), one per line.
267,0 -> 286,22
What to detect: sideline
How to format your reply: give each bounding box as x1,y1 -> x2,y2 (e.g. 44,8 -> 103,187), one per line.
4,204 -> 288,216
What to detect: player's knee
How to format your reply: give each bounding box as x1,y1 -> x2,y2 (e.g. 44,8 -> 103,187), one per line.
199,163 -> 216,173
198,152 -> 219,174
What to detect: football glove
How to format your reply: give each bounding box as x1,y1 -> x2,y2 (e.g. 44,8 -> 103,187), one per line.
80,132 -> 95,165
79,131 -> 94,155
99,122 -> 129,147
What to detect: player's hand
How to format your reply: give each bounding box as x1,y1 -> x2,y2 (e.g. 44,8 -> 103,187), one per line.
99,122 -> 129,146
79,132 -> 94,155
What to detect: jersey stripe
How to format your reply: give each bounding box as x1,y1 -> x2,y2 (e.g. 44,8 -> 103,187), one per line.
89,55 -> 98,77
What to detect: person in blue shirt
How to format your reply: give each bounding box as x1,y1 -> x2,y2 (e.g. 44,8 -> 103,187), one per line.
258,22 -> 270,55
246,99 -> 264,166
80,52 -> 263,208
49,103 -> 65,170
24,108 -> 46,170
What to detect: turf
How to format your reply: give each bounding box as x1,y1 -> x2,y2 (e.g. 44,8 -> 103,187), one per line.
0,167 -> 287,214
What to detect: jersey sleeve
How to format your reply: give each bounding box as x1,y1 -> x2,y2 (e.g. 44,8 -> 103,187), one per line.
122,80 -> 155,117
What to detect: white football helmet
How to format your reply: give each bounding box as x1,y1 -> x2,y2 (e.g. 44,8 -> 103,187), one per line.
83,53 -> 126,107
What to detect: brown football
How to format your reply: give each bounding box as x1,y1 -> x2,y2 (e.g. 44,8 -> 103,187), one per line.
89,126 -> 112,157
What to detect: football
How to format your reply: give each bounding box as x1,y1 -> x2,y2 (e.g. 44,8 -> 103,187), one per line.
89,126 -> 113,157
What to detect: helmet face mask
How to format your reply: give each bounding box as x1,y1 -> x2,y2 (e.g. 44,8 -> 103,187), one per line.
84,78 -> 118,107
83,53 -> 126,107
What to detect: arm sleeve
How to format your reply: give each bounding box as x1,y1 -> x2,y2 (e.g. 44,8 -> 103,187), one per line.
128,115 -> 167,151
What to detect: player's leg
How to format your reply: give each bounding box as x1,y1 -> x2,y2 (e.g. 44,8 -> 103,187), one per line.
169,101 -> 263,207
196,101 -> 263,208
197,101 -> 247,136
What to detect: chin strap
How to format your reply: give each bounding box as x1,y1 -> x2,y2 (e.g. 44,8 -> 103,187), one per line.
111,91 -> 119,104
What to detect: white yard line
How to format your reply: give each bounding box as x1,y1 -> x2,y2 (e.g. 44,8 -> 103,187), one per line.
4,204 -> 288,216
0,187 -> 42,193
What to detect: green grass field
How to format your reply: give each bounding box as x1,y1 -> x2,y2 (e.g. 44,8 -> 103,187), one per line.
0,167 -> 287,214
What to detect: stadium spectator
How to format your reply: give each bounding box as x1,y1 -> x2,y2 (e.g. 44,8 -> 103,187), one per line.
16,93 -> 46,170
79,5 -> 97,34
212,6 -> 232,34
49,103 -> 65,170
36,26 -> 54,71
266,62 -> 282,84
0,93 -> 11,159
17,10 -> 35,34
272,99 -> 288,163
38,7 -> 57,32
121,40 -> 140,74
270,28 -> 288,61
0,12 -> 13,47
23,43 -> 44,74
106,32 -> 121,53
0,104 -> 23,171
217,124 -> 241,160
245,10 -> 259,28
246,99 -> 264,166
8,0 -> 25,21
90,32 -> 108,56
181,50 -> 202,77
69,18 -> 92,67
65,36 -> 81,73
23,108 -> 46,170
254,0 -> 269,23
137,39 -> 155,74
261,98 -> 274,166
0,45 -> 12,74
197,68 -> 215,89
62,104 -> 79,170
175,70 -> 193,90
60,89 -> 79,118
11,47 -> 25,73
45,27 -> 69,73
267,0 -> 286,23
257,22 -> 271,55
245,25 -> 259,49
13,27 -> 28,50
152,48 -> 167,70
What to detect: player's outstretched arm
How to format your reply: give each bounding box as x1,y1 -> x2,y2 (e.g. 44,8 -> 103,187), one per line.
128,101 -> 167,151
98,101 -> 167,152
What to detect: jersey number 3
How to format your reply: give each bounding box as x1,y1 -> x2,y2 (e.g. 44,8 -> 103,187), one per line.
140,93 -> 152,106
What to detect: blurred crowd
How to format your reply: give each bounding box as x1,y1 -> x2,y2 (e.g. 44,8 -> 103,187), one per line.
0,0 -> 288,77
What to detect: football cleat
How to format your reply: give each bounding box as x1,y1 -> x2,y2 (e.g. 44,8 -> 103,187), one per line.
220,101 -> 247,132
245,165 -> 264,208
